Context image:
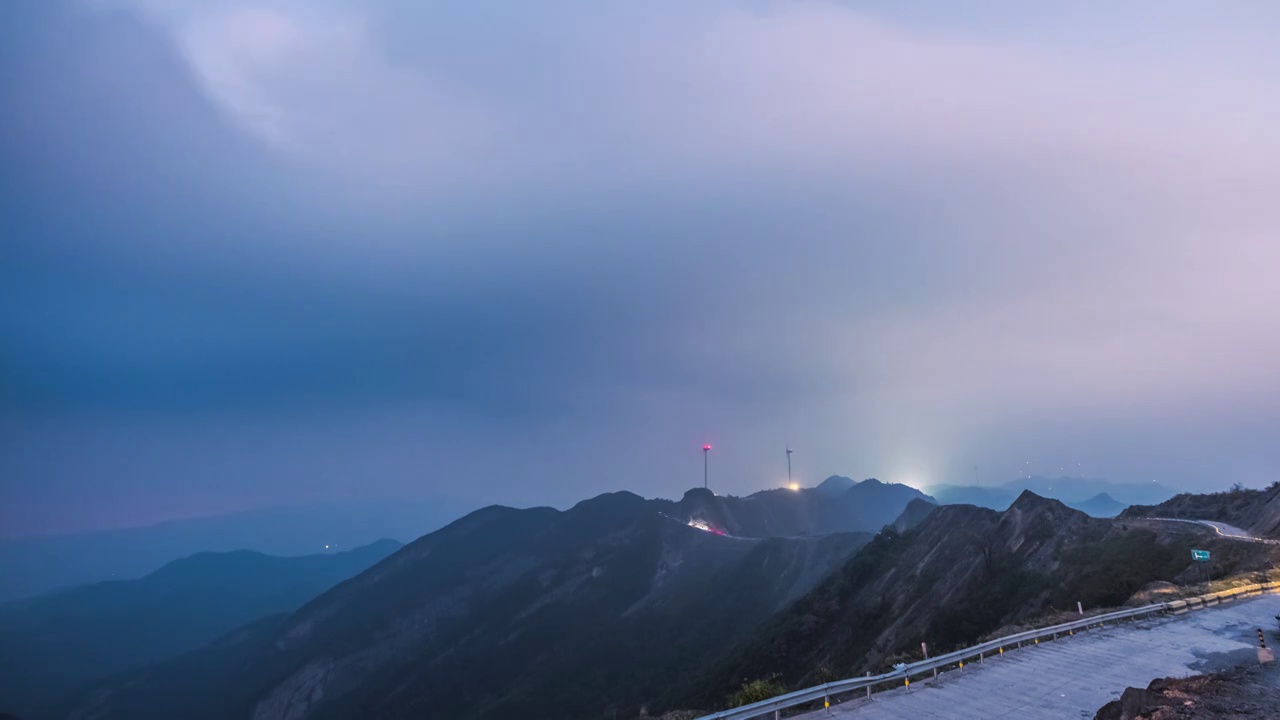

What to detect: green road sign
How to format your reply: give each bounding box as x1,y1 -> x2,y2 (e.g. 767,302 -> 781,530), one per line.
1191,549 -> 1210,561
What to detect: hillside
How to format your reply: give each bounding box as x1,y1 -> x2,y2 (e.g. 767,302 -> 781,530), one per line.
61,492 -> 874,720
664,478 -> 934,538
676,492 -> 1276,714
1121,483 -> 1280,539
0,540 -> 400,719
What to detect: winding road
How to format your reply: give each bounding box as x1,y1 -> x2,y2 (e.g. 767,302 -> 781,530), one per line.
1145,517 -> 1280,545
796,593 -> 1280,720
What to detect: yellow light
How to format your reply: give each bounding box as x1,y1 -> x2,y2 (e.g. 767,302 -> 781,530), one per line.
789,482 -> 800,491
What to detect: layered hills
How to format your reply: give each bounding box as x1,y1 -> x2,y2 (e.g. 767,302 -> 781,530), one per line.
58,478 -> 925,720
925,476 -> 1174,516
0,540 -> 400,719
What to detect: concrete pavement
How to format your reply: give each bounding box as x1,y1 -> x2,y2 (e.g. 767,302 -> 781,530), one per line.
798,593 -> 1280,720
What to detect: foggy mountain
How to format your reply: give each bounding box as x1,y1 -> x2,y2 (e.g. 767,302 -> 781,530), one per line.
1068,493 -> 1127,519
0,540 -> 400,719
924,476 -> 1175,514
56,479 -> 927,720
0,498 -> 473,602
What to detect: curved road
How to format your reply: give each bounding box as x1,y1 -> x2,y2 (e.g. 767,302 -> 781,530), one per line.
1145,517 -> 1280,545
797,593 -> 1280,720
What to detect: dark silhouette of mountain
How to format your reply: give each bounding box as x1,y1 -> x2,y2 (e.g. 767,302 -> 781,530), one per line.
0,499 -> 473,603
0,540 -> 400,719
1122,482 -> 1280,539
926,476 -> 1173,511
667,478 -> 934,538
1068,492 -> 1127,518
62,491 -> 875,720
814,475 -> 858,497
892,498 -> 937,532
677,491 -> 1272,714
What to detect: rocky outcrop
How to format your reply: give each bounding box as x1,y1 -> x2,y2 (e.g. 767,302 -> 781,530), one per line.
1094,665 -> 1280,719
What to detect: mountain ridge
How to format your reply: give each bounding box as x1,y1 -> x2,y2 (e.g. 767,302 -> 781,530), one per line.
59,480 -> 930,720
0,539 -> 401,719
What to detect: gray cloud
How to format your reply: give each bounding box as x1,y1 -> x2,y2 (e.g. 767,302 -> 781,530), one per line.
3,0 -> 1279,536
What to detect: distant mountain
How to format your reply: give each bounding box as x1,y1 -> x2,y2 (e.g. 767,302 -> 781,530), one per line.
893,498 -> 938,532
925,476 -> 1174,511
64,492 -> 871,720
1067,493 -> 1127,518
0,540 -> 400,719
667,477 -> 934,538
676,491 -> 1272,714
814,475 -> 858,497
1122,482 -> 1280,539
0,498 -> 473,602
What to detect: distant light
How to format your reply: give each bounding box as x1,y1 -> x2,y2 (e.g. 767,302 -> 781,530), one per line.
325,544 -> 330,549
703,444 -> 712,450
789,483 -> 800,491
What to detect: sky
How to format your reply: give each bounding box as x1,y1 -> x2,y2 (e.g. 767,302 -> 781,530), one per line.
3,0 -> 1280,537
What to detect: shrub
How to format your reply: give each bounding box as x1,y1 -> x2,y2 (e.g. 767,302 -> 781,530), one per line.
729,677 -> 787,707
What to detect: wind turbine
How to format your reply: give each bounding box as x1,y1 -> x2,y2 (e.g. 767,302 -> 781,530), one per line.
703,444 -> 711,490
787,444 -> 794,489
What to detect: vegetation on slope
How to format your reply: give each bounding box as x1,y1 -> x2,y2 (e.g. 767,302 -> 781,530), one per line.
1122,482 -> 1280,539
674,492 -> 1277,715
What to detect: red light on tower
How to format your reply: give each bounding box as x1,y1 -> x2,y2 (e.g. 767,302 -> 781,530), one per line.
703,444 -> 712,450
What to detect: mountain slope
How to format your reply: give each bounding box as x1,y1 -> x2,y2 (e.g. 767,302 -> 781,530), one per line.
0,540 -> 400,719
677,492 -> 1272,713
65,493 -> 872,720
1121,482 -> 1280,539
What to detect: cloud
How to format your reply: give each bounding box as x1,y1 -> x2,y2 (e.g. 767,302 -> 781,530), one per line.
4,1 -> 1280,534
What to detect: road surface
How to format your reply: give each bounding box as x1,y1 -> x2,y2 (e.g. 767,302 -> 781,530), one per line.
798,593 -> 1280,720
1145,517 -> 1280,545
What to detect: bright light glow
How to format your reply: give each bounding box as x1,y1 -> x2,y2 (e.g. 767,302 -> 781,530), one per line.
687,518 -> 726,536
324,544 -> 330,549
897,475 -> 928,490
789,482 -> 800,491
703,444 -> 712,450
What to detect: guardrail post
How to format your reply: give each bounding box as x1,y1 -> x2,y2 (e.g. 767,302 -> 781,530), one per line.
866,672 -> 871,699
980,651 -> 984,663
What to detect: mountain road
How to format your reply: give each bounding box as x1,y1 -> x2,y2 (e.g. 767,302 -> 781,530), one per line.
797,593 -> 1280,720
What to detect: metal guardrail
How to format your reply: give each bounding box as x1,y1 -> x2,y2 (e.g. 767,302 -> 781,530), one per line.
698,581 -> 1280,720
